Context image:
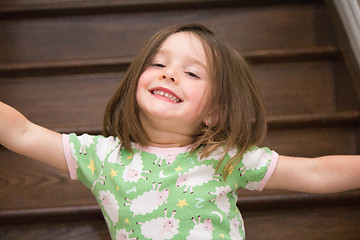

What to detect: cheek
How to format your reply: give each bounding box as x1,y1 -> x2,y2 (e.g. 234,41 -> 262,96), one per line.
190,84 -> 211,110
135,83 -> 141,104
137,72 -> 148,91
136,73 -> 151,98
137,67 -> 157,87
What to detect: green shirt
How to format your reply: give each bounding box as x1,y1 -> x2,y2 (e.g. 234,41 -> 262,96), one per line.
63,133 -> 278,240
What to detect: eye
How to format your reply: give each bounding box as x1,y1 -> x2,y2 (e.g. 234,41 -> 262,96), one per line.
152,63 -> 166,68
185,71 -> 200,79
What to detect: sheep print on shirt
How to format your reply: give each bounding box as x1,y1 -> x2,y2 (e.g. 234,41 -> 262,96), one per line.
62,133 -> 278,240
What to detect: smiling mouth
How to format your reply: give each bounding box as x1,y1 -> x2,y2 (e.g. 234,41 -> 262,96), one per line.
150,89 -> 182,103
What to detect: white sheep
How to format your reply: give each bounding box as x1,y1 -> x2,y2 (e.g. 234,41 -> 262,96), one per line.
229,217 -> 244,240
122,152 -> 150,183
238,148 -> 271,176
116,228 -> 137,240
75,134 -> 95,155
227,147 -> 238,158
124,182 -> 169,217
176,164 -> 221,194
245,180 -> 260,191
209,185 -> 232,216
107,144 -> 123,165
96,136 -> 120,163
153,153 -> 177,166
137,209 -> 180,240
98,190 -> 119,226
186,215 -> 214,240
197,147 -> 224,162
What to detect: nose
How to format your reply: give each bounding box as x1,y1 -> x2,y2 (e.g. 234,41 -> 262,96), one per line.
159,67 -> 176,82
159,74 -> 175,82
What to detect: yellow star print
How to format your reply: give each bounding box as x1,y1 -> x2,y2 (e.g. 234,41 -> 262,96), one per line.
87,159 -> 96,175
176,199 -> 188,208
175,165 -> 183,171
124,218 -> 130,224
109,168 -> 118,179
220,233 -> 225,238
229,165 -> 234,175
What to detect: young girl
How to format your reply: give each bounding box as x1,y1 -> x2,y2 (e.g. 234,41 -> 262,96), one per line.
0,23 -> 359,240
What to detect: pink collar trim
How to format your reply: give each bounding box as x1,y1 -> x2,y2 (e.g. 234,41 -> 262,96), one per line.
131,142 -> 192,155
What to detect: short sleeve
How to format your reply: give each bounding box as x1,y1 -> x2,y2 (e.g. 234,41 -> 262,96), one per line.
62,134 -> 78,180
62,133 -> 121,190
236,146 -> 279,191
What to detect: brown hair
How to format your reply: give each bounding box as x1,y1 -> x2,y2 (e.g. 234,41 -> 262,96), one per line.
103,23 -> 267,179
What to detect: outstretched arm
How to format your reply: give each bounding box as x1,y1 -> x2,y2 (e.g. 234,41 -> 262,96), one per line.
0,102 -> 67,172
266,155 -> 360,193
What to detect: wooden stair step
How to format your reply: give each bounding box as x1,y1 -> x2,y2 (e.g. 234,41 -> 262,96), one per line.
0,46 -> 340,77
0,0 -> 321,15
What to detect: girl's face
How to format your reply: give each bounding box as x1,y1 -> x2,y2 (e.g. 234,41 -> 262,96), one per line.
136,32 -> 211,138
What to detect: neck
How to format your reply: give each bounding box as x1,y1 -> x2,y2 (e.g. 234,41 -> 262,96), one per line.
140,115 -> 195,148
145,127 -> 194,148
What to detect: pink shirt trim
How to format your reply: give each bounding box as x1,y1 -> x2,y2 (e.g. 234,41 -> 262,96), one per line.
131,142 -> 192,155
62,134 -> 78,180
256,151 -> 279,191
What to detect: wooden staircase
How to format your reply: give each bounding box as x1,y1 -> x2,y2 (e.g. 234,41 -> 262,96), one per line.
1,0 -> 359,239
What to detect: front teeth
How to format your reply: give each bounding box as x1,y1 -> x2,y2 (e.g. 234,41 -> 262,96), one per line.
152,90 -> 181,103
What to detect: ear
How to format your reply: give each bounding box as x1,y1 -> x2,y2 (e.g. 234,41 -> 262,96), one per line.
203,110 -> 219,127
203,116 -> 212,127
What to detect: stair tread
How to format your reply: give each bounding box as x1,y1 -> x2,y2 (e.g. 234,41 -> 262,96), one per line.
0,46 -> 340,73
